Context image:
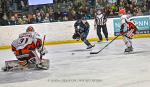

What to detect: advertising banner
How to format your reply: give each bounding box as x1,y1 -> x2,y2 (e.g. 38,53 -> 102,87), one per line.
113,16 -> 150,36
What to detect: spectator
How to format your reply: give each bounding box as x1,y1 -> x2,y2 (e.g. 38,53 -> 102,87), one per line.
148,0 -> 150,13
43,13 -> 50,23
62,11 -> 69,21
127,10 -> 132,16
18,17 -> 24,25
30,14 -> 37,24
20,0 -> 27,10
36,12 -> 43,23
0,0 -> 149,26
136,8 -> 143,16
0,13 -> 9,26
111,3 -> 118,15
9,16 -> 19,25
22,15 -> 28,24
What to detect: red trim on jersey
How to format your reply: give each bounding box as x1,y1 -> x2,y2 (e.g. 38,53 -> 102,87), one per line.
127,22 -> 138,34
12,39 -> 42,56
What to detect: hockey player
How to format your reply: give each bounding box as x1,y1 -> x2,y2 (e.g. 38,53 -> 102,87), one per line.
11,26 -> 48,69
119,9 -> 138,53
73,15 -> 94,49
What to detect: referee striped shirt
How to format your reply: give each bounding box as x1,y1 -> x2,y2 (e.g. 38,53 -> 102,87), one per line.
95,14 -> 107,26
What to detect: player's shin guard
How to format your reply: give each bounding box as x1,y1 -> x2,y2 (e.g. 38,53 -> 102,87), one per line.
83,39 -> 91,46
83,39 -> 94,49
123,36 -> 133,52
123,36 -> 132,47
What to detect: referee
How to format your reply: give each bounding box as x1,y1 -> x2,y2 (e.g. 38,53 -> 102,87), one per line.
94,9 -> 108,42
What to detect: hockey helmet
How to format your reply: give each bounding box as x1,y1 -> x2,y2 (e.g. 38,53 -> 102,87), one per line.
26,26 -> 35,32
119,8 -> 126,15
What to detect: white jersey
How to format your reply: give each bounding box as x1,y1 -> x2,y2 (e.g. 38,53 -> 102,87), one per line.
120,14 -> 130,31
12,32 -> 41,50
120,15 -> 130,24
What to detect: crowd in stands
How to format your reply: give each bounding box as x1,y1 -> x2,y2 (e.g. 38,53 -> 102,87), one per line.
0,0 -> 150,26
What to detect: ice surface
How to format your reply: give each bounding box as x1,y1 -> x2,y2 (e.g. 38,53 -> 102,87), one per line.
0,38 -> 150,87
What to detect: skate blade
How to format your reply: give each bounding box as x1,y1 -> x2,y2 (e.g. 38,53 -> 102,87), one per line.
124,51 -> 134,54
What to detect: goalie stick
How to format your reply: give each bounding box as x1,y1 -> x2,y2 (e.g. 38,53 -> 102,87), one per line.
40,35 -> 46,60
90,35 -> 120,54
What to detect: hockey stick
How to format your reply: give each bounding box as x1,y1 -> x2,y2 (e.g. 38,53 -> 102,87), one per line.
90,35 -> 120,54
40,35 -> 46,60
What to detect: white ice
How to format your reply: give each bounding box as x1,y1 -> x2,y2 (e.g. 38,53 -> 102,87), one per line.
0,38 -> 150,87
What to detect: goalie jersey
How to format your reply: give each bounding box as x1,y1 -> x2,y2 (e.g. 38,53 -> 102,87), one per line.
11,32 -> 42,59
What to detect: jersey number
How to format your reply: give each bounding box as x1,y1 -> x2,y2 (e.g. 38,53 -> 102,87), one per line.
18,38 -> 28,45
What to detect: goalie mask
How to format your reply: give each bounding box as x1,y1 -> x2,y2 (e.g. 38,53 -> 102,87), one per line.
26,26 -> 35,32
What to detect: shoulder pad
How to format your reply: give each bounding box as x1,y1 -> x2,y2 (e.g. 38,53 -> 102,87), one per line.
19,32 -> 32,38
33,32 -> 41,39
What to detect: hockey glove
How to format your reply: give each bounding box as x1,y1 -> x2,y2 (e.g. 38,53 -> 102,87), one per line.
72,33 -> 80,40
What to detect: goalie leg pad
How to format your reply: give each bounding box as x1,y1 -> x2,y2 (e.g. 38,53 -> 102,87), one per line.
2,59 -> 50,71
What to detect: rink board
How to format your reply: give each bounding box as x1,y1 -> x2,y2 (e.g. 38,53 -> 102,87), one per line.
0,34 -> 150,50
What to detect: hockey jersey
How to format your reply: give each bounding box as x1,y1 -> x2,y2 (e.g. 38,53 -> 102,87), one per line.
120,14 -> 130,33
125,20 -> 138,38
127,21 -> 138,34
74,19 -> 89,33
11,32 -> 42,57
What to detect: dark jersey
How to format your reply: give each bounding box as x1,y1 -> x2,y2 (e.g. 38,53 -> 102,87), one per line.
74,20 -> 90,33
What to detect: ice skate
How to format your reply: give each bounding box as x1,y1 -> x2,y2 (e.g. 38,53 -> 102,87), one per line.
97,40 -> 102,43
87,44 -> 95,49
124,46 -> 133,54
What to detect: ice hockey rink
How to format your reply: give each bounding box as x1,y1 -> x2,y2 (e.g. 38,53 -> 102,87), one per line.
0,38 -> 150,87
